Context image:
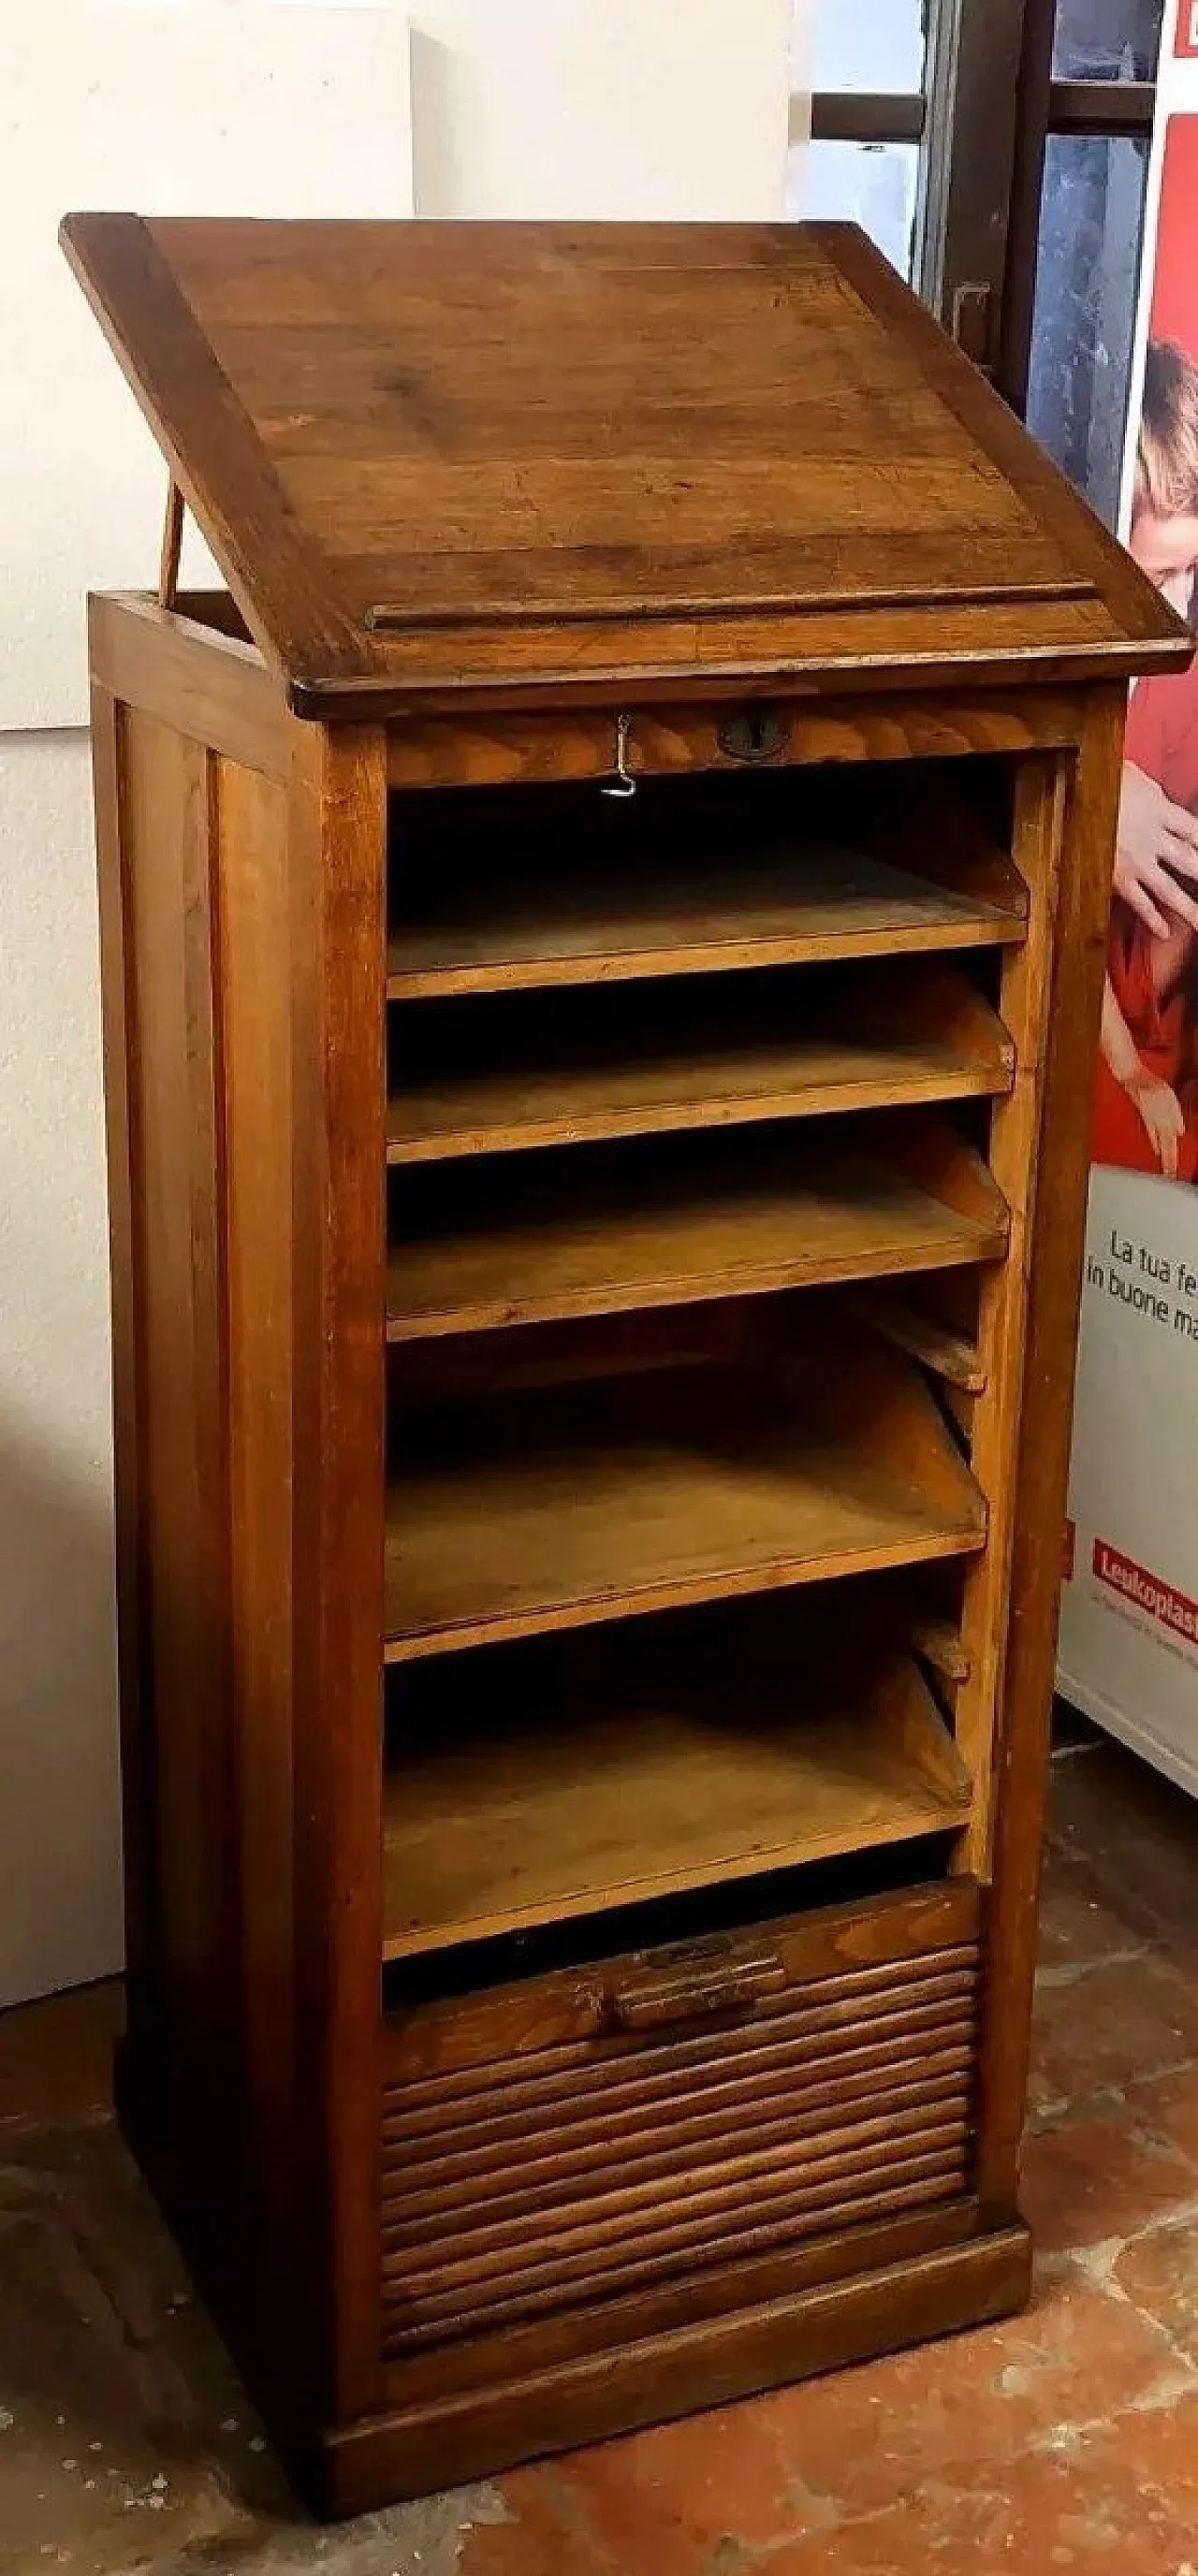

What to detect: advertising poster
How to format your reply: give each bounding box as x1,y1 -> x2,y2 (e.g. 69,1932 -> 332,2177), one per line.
1058,0 -> 1198,1794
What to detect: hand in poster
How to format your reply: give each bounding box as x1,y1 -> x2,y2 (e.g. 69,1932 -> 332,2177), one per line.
1098,976 -> 1191,1180
1124,1066 -> 1187,1178
1115,763 -> 1198,938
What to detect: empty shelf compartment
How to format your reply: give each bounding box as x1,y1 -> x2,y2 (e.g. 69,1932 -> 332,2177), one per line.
387,961 -> 1015,1163
381,1596 -> 973,1957
384,1312 -> 987,1657
387,761 -> 1028,998
387,1113 -> 1009,1339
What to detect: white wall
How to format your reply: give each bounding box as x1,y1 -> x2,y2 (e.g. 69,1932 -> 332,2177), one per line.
0,732 -> 124,2008
3,1 -> 796,2007
411,0 -> 793,219
1,0 -> 414,2009
2,0 -> 415,730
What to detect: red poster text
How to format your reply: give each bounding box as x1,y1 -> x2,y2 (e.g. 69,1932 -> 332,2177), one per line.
1092,1537 -> 1198,1643
1177,2 -> 1198,57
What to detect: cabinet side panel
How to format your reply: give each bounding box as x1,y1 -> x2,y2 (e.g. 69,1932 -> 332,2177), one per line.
216,756 -> 300,2336
119,707 -> 237,2198
977,684 -> 1127,2217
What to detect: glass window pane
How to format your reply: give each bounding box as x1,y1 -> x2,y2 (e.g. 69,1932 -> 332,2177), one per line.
1026,133 -> 1150,528
802,0 -> 927,94
1052,0 -> 1164,80
786,139 -> 919,280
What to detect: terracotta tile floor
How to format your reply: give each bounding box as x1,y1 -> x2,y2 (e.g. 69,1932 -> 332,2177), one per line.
1,1729 -> 1195,2576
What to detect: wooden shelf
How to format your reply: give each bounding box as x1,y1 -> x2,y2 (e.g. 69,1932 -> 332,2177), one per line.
387,1117 -> 1009,1340
381,1630 -> 972,1957
387,965 -> 1014,1163
385,1322 -> 987,1659
387,837 -> 1028,1001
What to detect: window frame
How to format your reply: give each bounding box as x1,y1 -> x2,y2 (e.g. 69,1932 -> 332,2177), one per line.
999,0 -> 1155,414
799,0 -> 1160,404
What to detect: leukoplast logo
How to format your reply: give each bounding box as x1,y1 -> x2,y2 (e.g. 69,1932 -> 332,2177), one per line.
1092,1538 -> 1198,1645
1177,1 -> 1198,56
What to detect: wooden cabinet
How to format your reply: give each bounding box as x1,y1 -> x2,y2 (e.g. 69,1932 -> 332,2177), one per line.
62,211 -> 1188,2515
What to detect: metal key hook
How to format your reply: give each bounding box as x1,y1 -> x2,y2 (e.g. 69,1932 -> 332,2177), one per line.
603,711 -> 637,799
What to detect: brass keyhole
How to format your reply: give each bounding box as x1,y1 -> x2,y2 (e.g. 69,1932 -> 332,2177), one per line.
717,706 -> 788,764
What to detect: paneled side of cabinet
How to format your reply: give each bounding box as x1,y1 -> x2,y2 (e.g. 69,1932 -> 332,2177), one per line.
91,668 -> 391,2436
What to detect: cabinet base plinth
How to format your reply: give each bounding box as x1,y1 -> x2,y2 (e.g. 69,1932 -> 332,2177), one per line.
119,2030 -> 1030,2519
117,2020 -> 1030,2519
318,2227 -> 1030,2519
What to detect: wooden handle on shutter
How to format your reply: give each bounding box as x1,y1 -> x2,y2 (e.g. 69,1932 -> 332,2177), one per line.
609,1944 -> 786,2032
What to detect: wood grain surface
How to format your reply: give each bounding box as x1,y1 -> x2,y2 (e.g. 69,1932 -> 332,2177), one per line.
62,215 -> 1191,705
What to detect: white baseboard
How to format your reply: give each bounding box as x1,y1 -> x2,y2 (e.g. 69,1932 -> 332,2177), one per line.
1057,1667 -> 1198,1802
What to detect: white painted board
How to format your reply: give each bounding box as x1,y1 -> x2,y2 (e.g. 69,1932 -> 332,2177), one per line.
0,2 -> 413,731
410,0 -> 793,222
1059,1171 -> 1198,1801
0,729 -> 124,2007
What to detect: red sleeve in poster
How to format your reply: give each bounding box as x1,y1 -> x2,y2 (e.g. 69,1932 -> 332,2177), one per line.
1148,121 -> 1198,342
